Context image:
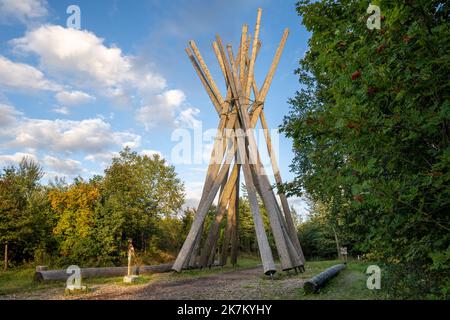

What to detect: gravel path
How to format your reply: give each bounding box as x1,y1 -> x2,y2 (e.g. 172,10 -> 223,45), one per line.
1,267 -> 307,300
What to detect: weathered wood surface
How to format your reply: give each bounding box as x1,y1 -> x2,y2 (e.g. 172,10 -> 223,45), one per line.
303,264 -> 346,294
171,142 -> 236,272
34,264 -> 174,282
173,7 -> 303,275
215,36 -> 277,274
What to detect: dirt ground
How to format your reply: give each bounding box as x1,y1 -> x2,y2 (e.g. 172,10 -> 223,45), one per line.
1,267 -> 307,300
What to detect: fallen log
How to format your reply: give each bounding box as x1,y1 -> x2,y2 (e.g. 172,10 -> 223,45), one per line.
303,264 -> 346,294
34,263 -> 173,282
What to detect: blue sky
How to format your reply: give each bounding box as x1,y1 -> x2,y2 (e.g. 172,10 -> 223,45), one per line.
0,0 -> 310,215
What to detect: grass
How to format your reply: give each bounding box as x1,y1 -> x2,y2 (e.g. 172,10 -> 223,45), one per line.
0,268 -> 157,296
0,268 -> 63,296
170,256 -> 261,279
0,258 -> 389,299
294,260 -> 388,300
0,256 -> 261,297
261,259 -> 342,281
251,260 -> 388,300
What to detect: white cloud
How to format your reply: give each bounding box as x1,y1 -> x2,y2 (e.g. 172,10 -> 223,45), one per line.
43,155 -> 83,175
5,117 -> 141,155
52,106 -> 70,115
288,196 -> 310,222
11,25 -> 167,102
175,107 -> 201,129
183,180 -> 205,209
136,89 -> 186,130
0,0 -> 48,24
0,105 -> 142,176
0,55 -> 61,92
55,90 -> 95,106
0,103 -> 22,126
0,152 -> 38,167
84,151 -> 118,163
161,89 -> 186,107
8,25 -> 194,129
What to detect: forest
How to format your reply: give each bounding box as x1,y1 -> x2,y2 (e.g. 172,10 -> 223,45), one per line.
0,148 -> 289,269
280,0 -> 449,299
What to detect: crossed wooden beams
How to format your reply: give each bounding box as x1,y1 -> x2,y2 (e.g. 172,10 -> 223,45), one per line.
172,8 -> 305,275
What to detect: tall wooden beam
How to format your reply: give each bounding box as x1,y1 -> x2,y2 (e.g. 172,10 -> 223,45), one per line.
215,34 -> 294,270
213,29 -> 301,269
230,165 -> 240,266
235,127 -> 276,274
172,140 -> 236,272
220,175 -> 237,265
259,111 -> 305,261
245,8 -> 262,99
215,36 -> 277,275
199,166 -> 234,267
174,7 -> 304,274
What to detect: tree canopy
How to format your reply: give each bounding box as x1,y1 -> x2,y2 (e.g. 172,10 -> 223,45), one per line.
281,0 -> 449,298
0,149 -> 187,267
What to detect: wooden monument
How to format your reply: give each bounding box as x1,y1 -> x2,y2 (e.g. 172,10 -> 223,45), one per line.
172,8 -> 305,275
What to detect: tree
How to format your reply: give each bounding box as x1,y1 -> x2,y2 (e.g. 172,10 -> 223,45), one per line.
0,158 -> 45,267
281,0 -> 449,298
100,147 -> 185,258
50,177 -> 102,264
297,199 -> 349,260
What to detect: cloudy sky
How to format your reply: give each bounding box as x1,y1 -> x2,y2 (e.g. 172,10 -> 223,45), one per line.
0,0 -> 310,216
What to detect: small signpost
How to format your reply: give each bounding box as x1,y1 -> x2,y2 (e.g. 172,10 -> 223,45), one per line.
123,239 -> 139,283
340,247 -> 348,263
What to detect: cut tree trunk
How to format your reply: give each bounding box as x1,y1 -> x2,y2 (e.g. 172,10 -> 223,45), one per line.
304,264 -> 346,294
34,264 -> 173,282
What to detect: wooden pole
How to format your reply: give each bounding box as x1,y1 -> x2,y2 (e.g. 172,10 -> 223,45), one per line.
245,8 -> 262,99
216,35 -> 295,270
235,128 -> 276,274
207,242 -> 217,268
4,243 -> 7,271
220,176 -> 237,265
175,8 -> 302,274
259,111 -> 305,262
180,47 -> 239,268
216,30 -> 298,270
249,30 -> 289,129
182,114 -> 227,267
187,221 -> 203,267
172,141 -> 236,272
185,47 -> 221,113
247,143 -> 303,268
230,156 -> 240,266
258,28 -> 289,102
199,166 -> 231,267
216,37 -> 276,274
239,25 -> 248,88
189,40 -> 224,106
246,25 -> 305,267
